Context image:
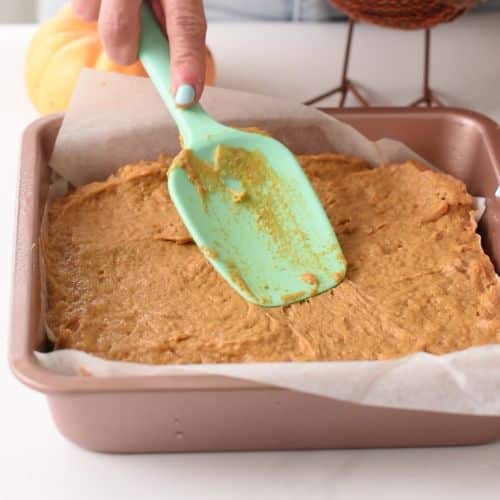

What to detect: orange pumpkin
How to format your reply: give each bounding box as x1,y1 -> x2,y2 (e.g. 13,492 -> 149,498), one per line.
26,4 -> 216,114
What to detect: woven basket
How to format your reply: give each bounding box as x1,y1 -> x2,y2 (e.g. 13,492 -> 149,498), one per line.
330,0 -> 477,29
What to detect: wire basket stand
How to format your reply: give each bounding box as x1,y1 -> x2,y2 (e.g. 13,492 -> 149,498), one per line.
305,0 -> 477,107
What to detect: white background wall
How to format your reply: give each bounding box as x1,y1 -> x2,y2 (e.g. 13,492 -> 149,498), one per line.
0,1 -> 37,23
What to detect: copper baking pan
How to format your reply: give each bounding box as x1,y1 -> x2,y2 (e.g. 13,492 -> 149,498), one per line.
9,108 -> 500,452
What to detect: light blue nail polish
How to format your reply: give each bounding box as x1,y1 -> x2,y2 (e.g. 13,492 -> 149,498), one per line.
175,84 -> 195,107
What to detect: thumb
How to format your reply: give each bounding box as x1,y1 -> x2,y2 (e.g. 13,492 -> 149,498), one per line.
162,0 -> 207,107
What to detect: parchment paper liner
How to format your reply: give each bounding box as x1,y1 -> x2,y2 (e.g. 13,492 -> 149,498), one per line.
36,70 -> 498,416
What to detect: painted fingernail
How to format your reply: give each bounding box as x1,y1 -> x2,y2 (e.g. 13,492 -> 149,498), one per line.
175,84 -> 195,107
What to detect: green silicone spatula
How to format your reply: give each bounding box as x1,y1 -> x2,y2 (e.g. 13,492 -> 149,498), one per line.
139,3 -> 346,307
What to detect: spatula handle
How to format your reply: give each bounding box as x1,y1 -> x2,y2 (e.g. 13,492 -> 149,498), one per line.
139,3 -> 218,147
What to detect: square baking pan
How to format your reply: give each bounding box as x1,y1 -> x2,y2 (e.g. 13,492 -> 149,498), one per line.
9,108 -> 500,453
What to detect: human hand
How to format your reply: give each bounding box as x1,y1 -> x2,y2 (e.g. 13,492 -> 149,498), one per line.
72,0 -> 207,107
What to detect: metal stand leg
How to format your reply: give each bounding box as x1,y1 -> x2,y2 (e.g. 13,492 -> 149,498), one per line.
304,19 -> 369,107
408,29 -> 444,107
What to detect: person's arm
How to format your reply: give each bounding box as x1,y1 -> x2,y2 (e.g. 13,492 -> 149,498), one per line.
72,0 -> 207,107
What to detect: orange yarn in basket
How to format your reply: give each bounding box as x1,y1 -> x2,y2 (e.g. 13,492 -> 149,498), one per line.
329,0 -> 476,29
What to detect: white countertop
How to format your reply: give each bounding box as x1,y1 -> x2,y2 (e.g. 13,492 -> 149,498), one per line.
1,15 -> 500,500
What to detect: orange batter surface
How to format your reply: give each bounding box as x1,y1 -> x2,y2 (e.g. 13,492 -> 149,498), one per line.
42,154 -> 500,363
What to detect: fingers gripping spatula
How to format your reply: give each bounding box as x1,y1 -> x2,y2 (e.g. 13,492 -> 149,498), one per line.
139,4 -> 346,306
